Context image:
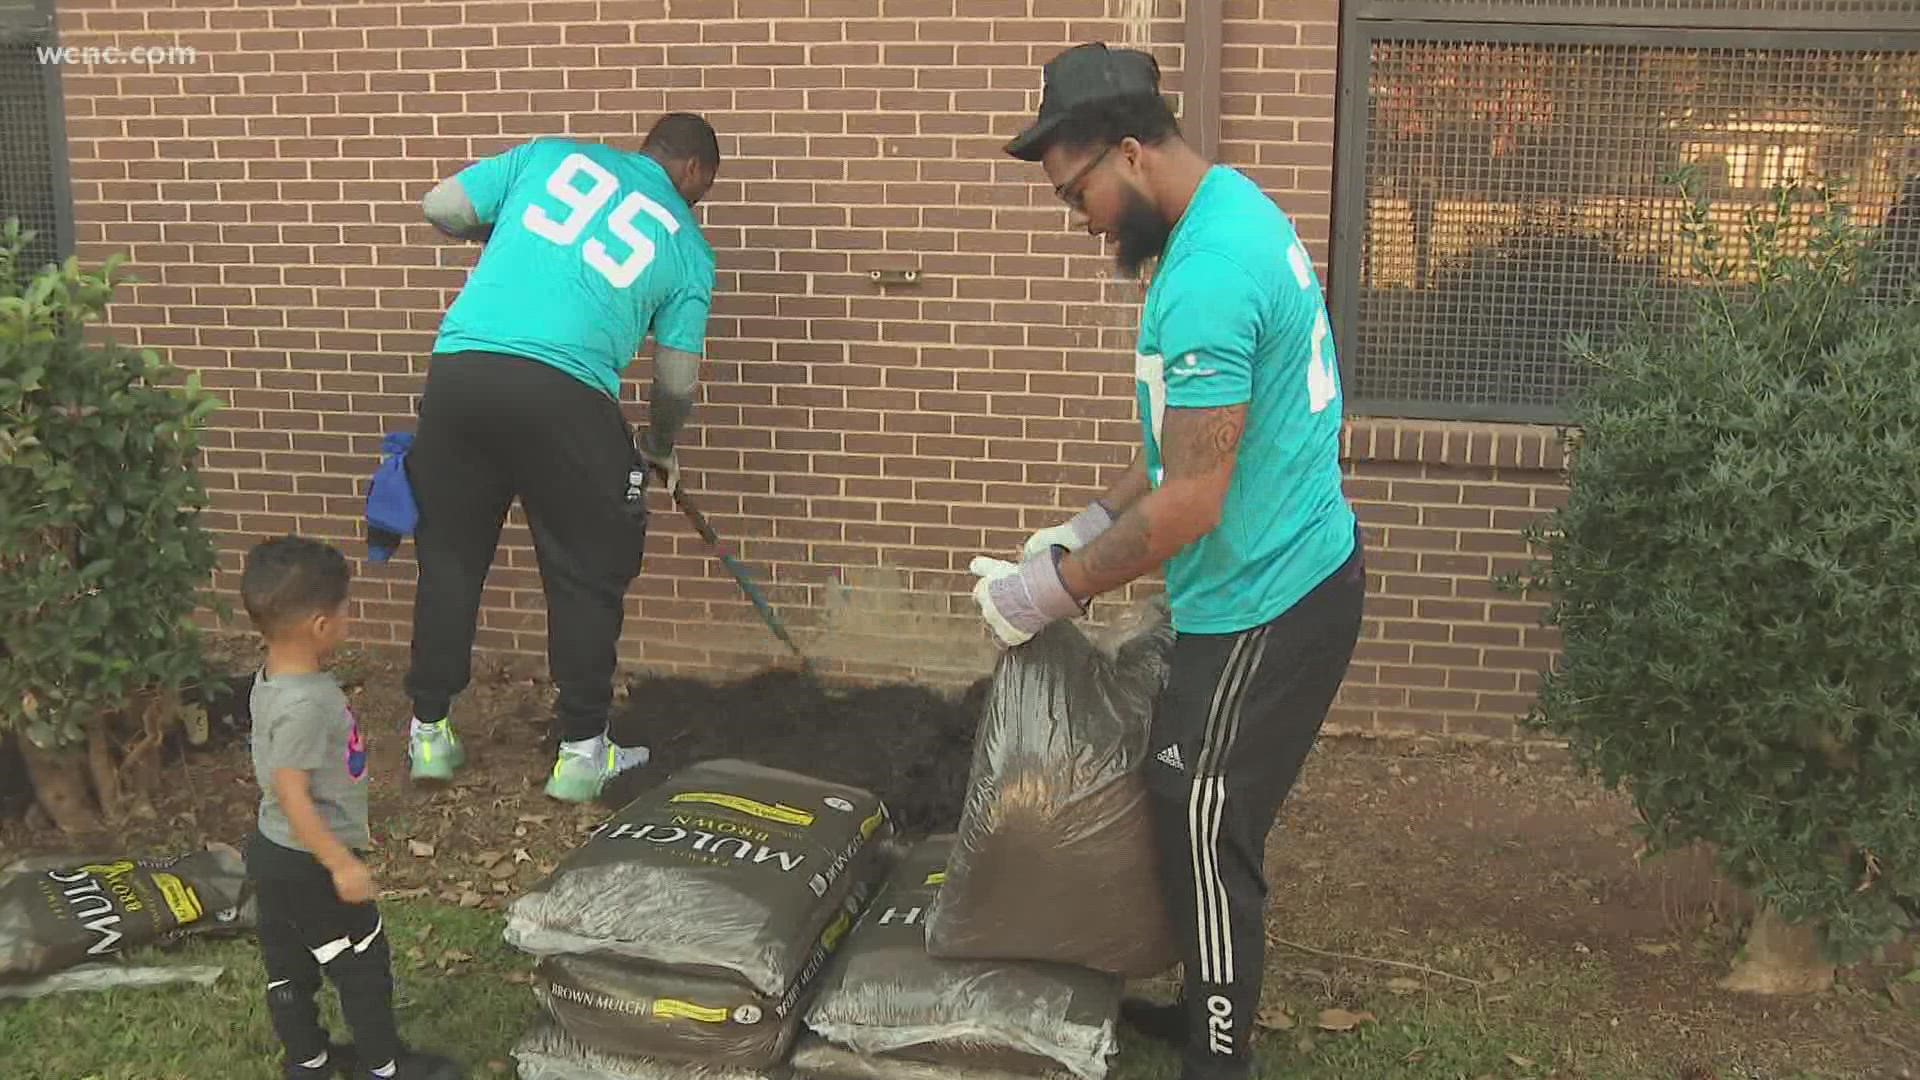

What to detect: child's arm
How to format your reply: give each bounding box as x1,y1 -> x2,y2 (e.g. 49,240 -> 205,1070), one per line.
271,767 -> 375,904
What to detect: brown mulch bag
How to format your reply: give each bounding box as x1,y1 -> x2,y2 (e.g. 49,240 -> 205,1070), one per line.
512,1020 -> 789,1080
924,598 -> 1178,979
505,759 -> 893,998
532,852 -> 875,1070
789,1037 -> 1077,1080
0,844 -> 254,981
803,837 -> 1119,1080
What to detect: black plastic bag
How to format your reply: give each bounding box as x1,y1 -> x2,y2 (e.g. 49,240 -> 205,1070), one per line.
506,759 -> 892,998
925,599 -> 1178,978
0,844 -> 254,980
804,837 -> 1119,1080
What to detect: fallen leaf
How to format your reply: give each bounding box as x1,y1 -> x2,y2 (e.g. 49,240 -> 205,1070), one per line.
504,971 -> 534,985
1315,1008 -> 1375,1032
517,813 -> 552,825
1489,965 -> 1515,984
474,850 -> 506,869
490,860 -> 519,880
1255,1005 -> 1295,1031
1634,942 -> 1675,957
1507,1052 -> 1536,1068
1386,976 -> 1422,995
440,949 -> 473,965
537,862 -> 557,876
408,840 -> 436,858
459,890 -> 485,908
384,886 -> 431,901
437,889 -> 462,904
492,880 -> 512,894
513,825 -> 528,838
489,1062 -> 511,1075
406,946 -> 425,961
513,847 -> 533,864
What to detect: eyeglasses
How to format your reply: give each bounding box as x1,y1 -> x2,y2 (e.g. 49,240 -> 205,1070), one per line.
1053,145 -> 1113,213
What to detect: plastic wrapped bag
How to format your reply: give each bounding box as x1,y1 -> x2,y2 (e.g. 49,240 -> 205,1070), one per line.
0,845 -> 254,980
513,1020 -> 787,1080
534,871 -> 869,1069
790,1037 -> 1075,1080
804,837 -> 1118,1080
925,598 -> 1178,978
506,759 -> 892,997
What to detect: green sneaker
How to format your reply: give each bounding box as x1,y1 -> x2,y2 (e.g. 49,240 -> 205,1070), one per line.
407,719 -> 465,782
543,745 -> 606,804
543,741 -> 650,804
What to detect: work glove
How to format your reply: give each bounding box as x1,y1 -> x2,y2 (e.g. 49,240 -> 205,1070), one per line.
637,432 -> 681,496
1022,500 -> 1114,559
969,548 -> 1086,648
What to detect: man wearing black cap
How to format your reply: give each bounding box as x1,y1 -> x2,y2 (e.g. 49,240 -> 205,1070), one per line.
968,42 -> 1367,1080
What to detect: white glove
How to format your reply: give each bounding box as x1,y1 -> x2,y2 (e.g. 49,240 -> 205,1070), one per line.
1022,500 -> 1115,559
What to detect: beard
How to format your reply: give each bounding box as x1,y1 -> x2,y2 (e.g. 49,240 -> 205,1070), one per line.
1113,186 -> 1172,279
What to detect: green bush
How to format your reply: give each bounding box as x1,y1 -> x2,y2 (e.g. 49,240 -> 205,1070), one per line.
1509,179 -> 1920,961
0,219 -> 224,792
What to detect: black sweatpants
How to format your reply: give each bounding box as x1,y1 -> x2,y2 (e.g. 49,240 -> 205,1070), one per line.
248,831 -> 400,1069
1143,531 -> 1366,1080
403,351 -> 649,743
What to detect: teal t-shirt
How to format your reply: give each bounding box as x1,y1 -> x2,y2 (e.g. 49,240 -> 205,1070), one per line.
1135,166 -> 1358,635
432,137 -> 717,399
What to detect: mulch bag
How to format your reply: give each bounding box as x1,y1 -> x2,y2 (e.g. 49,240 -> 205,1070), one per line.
790,1037 -> 1075,1080
925,598 -> 1179,978
513,1020 -> 788,1080
804,836 -> 1119,1080
533,874 -> 869,1069
0,844 -> 254,980
506,759 -> 892,997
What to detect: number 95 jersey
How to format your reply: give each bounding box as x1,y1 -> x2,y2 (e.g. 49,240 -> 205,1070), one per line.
432,137 -> 718,400
1134,165 -> 1358,636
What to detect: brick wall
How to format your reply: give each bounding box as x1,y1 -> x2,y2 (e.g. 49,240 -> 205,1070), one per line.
48,0 -> 1561,741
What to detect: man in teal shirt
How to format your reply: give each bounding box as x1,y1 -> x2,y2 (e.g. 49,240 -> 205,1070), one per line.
971,45 -> 1366,1080
403,114 -> 720,803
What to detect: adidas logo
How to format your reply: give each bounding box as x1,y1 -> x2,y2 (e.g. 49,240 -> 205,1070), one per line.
1156,745 -> 1185,771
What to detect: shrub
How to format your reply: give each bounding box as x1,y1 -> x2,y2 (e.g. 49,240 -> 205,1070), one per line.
1509,177 -> 1920,965
0,219 -> 225,830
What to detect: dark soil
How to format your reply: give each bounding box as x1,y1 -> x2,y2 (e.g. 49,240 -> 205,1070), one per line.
604,669 -> 989,836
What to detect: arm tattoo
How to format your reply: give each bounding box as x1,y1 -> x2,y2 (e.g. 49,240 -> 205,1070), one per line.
1160,404 -> 1247,481
1071,510 -> 1154,586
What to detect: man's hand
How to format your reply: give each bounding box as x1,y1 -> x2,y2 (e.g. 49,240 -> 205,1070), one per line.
1022,500 -> 1114,559
969,550 -> 1086,648
329,855 -> 376,905
638,434 -> 681,496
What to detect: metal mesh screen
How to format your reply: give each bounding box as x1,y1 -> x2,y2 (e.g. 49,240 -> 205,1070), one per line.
1352,0 -> 1920,30
0,2 -> 62,281
1348,38 -> 1920,418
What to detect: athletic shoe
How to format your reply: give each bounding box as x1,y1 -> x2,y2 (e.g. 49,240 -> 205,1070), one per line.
406,718 -> 465,782
542,739 -> 649,803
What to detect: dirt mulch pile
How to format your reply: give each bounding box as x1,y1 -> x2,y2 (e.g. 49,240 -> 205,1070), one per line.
603,670 -> 990,836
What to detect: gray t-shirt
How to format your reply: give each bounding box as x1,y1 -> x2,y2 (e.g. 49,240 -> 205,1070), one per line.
251,669 -> 370,853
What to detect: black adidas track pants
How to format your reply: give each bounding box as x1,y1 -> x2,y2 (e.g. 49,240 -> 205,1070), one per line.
1142,530 -> 1366,1079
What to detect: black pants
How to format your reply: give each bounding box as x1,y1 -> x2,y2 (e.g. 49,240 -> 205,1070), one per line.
248,831 -> 400,1069
1143,531 -> 1366,1080
403,351 -> 649,743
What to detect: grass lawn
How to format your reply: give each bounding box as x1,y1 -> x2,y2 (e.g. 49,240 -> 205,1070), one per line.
0,899 -> 1867,1080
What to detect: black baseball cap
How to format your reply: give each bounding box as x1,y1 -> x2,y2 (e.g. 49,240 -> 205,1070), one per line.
1004,42 -> 1163,162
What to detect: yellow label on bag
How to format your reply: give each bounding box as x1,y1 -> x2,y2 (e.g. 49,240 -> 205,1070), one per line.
153,873 -> 203,924
858,808 -> 885,838
924,871 -> 947,886
652,998 -> 730,1023
668,792 -> 815,827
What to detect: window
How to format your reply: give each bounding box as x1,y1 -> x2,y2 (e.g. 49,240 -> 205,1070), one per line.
1332,0 -> 1920,421
0,0 -> 71,279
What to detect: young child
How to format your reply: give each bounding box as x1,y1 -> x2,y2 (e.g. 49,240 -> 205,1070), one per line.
241,536 -> 463,1080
